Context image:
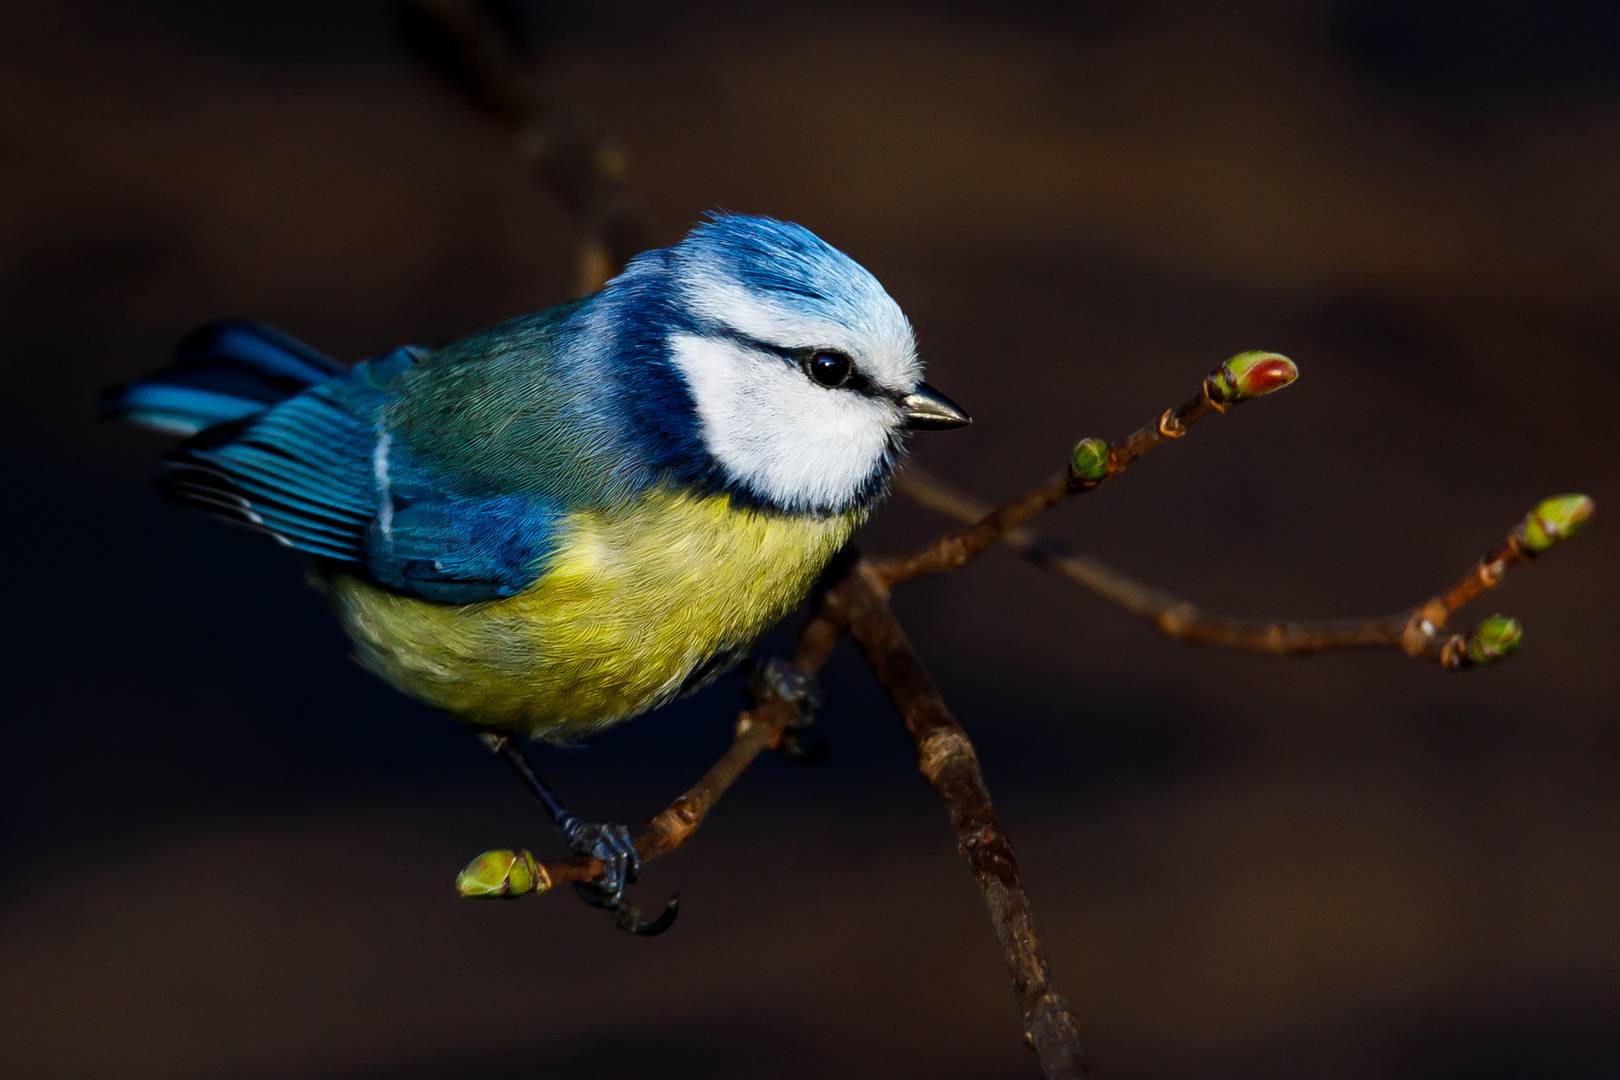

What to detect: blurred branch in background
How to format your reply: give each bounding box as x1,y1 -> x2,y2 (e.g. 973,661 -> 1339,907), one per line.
401,2 -> 1592,1078
402,0 -> 647,293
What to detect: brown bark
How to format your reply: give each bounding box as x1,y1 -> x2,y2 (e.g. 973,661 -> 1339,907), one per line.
839,561 -> 1088,1078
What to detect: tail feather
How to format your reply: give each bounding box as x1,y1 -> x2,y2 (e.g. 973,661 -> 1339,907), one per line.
109,320 -> 410,569
104,319 -> 345,436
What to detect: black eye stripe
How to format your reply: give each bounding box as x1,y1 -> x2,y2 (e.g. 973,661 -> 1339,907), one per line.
709,329 -> 887,397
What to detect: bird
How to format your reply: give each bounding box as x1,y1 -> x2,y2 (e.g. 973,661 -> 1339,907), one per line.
105,213 -> 970,929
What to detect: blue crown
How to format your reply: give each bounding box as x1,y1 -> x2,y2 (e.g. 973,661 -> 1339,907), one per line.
673,212 -> 895,336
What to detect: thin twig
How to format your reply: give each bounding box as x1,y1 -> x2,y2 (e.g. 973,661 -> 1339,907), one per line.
840,559 -> 1088,1078
876,355 -> 1294,587
894,466 -> 1587,669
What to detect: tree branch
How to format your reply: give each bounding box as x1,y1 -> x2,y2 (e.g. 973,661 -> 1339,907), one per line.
838,559 -> 1087,1078
895,467 -> 1592,669
875,352 -> 1298,587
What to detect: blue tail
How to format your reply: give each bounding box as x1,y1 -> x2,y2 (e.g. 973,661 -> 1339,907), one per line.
104,319 -> 346,436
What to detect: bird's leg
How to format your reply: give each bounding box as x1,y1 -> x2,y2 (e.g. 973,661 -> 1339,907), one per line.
742,657 -> 827,764
481,733 -> 677,934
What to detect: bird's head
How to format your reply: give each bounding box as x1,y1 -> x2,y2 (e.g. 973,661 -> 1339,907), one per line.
614,213 -> 968,516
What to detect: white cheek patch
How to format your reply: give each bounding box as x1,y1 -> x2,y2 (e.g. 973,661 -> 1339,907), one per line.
668,333 -> 898,511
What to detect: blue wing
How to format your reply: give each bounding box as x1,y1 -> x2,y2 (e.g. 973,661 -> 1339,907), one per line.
366,490 -> 561,603
160,343 -> 561,602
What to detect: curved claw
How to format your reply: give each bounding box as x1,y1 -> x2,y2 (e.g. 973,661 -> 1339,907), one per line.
558,818 -> 640,909
572,879 -> 620,909
611,892 -> 681,936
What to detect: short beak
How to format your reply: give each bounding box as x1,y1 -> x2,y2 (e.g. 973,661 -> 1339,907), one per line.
900,382 -> 972,431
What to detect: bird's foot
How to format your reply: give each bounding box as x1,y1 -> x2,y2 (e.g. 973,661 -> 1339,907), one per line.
480,732 -> 678,936
558,816 -> 639,909
556,815 -> 680,936
743,656 -> 827,765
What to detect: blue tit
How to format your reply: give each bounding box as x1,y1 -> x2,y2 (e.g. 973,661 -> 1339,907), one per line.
106,213 -> 969,920
110,212 -> 968,734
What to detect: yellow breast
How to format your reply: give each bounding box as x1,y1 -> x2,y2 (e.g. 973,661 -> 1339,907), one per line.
320,490 -> 860,738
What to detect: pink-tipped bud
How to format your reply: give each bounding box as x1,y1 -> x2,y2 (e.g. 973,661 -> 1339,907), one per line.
1209,351 -> 1298,403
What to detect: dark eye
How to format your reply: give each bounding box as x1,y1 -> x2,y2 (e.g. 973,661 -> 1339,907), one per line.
804,350 -> 853,388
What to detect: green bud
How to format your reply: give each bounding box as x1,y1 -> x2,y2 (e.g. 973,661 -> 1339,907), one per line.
456,849 -> 547,899
1070,437 -> 1110,482
1520,494 -> 1594,554
1467,615 -> 1523,666
1208,351 -> 1298,403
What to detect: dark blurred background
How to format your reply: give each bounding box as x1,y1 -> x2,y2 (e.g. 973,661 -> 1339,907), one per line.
2,1 -> 1618,1077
